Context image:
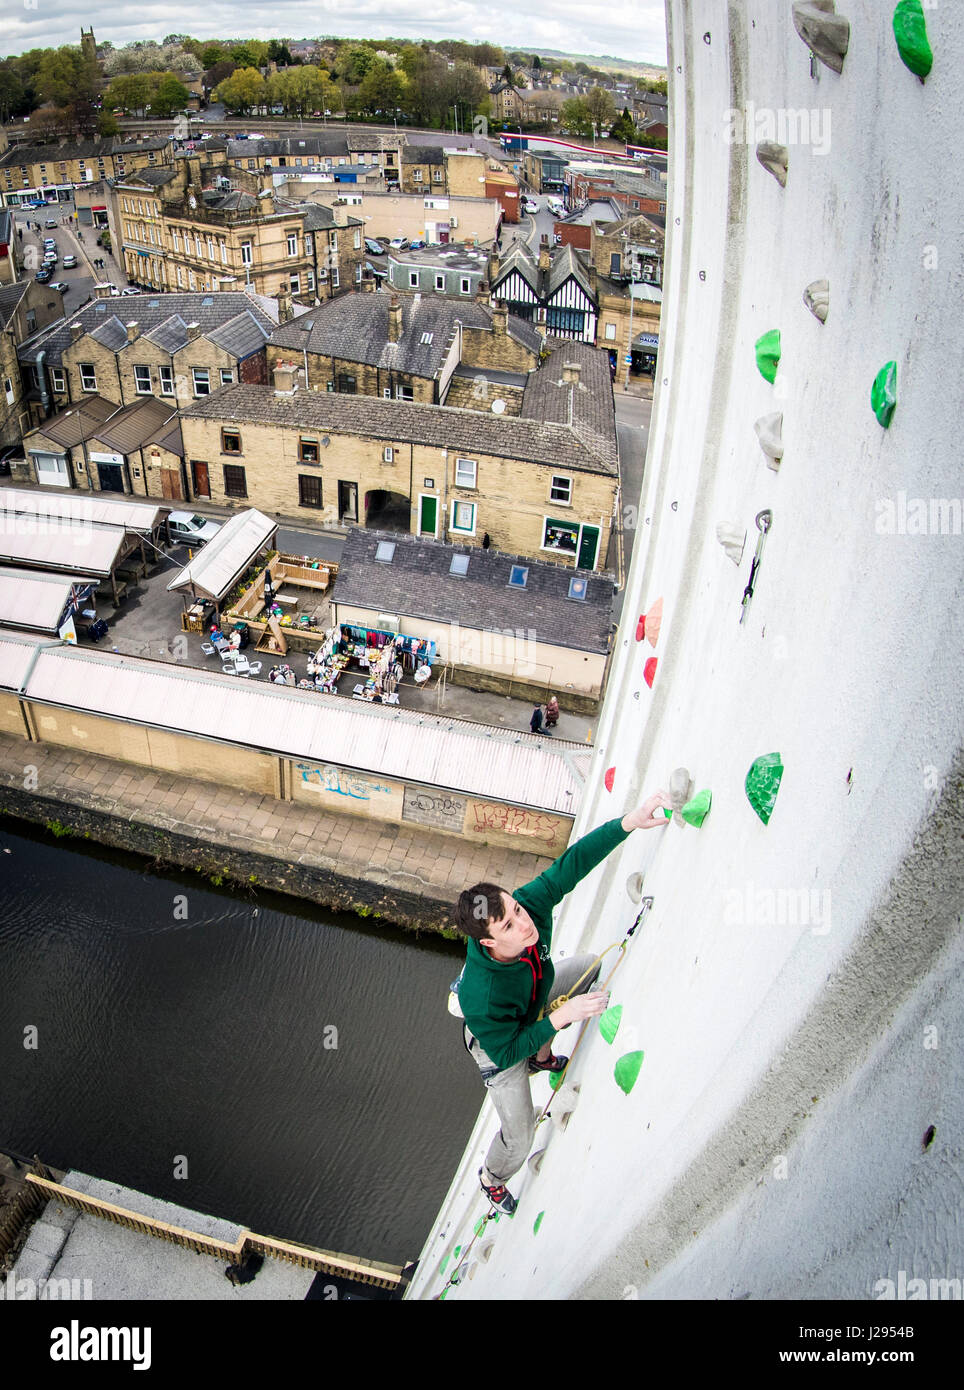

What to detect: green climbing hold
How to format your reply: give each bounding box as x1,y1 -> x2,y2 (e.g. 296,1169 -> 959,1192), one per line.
614,1050 -> 645,1095
893,1 -> 933,79
440,1253 -> 450,1275
745,752 -> 784,825
549,1067 -> 567,1091
533,1211 -> 545,1235
439,1287 -> 449,1300
662,806 -> 673,819
474,1218 -> 487,1237
599,1004 -> 623,1045
681,789 -> 712,828
871,361 -> 898,428
755,329 -> 781,384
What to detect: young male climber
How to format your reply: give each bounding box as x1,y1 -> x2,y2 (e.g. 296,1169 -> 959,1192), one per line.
454,791 -> 669,1213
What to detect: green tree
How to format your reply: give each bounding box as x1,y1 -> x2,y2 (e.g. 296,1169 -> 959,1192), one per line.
560,97 -> 593,138
201,45 -> 224,69
532,55 -> 541,70
214,67 -> 266,115
97,111 -> 120,138
104,73 -> 154,116
358,60 -> 405,116
0,62 -> 26,123
338,45 -> 377,84
37,47 -> 93,108
152,74 -> 190,116
584,86 -> 617,135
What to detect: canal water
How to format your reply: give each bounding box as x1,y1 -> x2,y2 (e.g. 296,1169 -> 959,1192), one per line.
0,823 -> 482,1269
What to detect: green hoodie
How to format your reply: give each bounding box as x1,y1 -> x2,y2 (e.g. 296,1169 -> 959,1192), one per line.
459,817 -> 630,1072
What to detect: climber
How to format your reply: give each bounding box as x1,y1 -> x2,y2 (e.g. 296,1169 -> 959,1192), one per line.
453,790 -> 670,1213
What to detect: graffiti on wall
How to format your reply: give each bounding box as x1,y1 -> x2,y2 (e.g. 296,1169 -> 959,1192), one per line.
402,786 -> 466,831
468,802 -> 564,846
296,762 -> 394,801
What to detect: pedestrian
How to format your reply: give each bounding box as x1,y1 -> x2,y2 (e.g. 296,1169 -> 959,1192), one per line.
544,694 -> 560,728
529,704 -> 543,735
454,791 -> 670,1212
481,532 -> 491,550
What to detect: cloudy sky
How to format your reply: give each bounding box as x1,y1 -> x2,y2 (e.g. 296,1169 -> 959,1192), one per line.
0,0 -> 667,66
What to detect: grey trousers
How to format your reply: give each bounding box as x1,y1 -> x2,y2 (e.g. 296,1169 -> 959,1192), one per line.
465,953 -> 601,1186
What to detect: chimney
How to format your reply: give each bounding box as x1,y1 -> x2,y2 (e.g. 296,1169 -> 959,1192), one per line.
492,302 -> 507,336
476,279 -> 490,307
561,361 -> 582,385
388,293 -> 403,343
69,322 -> 83,341
93,283 -> 112,301
186,322 -> 201,341
277,287 -> 294,323
361,268 -> 376,293
487,250 -> 500,284
331,201 -> 348,227
272,362 -> 298,395
126,321 -> 139,344
539,235 -> 551,273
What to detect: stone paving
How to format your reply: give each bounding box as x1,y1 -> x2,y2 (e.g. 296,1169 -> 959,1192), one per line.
0,733 -> 554,927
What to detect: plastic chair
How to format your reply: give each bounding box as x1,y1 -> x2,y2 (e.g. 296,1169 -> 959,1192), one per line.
200,642 -> 216,656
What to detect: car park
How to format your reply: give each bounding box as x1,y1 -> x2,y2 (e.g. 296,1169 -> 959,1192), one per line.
167,512 -> 222,545
62,254 -> 77,268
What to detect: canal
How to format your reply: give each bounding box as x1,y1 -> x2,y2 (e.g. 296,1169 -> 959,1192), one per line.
0,822 -> 481,1269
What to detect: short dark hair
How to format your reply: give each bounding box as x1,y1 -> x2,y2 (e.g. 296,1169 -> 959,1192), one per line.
455,882 -> 507,941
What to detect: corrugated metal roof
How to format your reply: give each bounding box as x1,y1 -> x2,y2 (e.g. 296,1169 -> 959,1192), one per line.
166,509 -> 277,601
22,645 -> 587,814
0,568 -> 92,633
0,488 -> 167,535
0,519 -> 127,576
0,632 -> 46,691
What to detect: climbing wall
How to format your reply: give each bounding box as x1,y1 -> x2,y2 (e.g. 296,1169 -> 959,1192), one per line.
407,1 -> 963,1300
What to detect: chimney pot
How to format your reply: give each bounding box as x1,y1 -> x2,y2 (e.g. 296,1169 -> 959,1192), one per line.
69,322 -> 83,341
126,321 -> 139,343
186,321 -> 201,341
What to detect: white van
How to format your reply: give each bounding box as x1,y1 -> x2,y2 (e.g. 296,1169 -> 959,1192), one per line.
547,196 -> 564,216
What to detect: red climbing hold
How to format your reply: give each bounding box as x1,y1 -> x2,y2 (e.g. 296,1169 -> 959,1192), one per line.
635,615 -> 646,642
644,598 -> 663,647
643,657 -> 657,688
604,767 -> 616,792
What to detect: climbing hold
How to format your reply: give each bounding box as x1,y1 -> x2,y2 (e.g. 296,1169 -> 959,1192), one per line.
661,807 -> 673,819
745,753 -> 784,825
754,412 -> 784,470
440,1253 -> 450,1275
681,789 -> 712,828
755,329 -> 781,384
792,0 -> 850,74
549,1068 -> 567,1092
893,0 -> 933,80
473,1217 -> 488,1238
635,614 -> 646,642
528,1148 -> 547,1174
599,1004 -> 623,1044
668,767 -> 694,827
533,1211 -> 545,1235
614,1050 -> 645,1095
643,657 -> 658,688
716,521 -> 747,565
803,280 -> 829,324
871,361 -> 898,428
604,766 -> 616,793
644,598 -> 663,646
756,141 -> 788,187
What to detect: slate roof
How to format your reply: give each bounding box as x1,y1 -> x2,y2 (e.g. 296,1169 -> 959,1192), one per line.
183,384 -> 618,476
206,309 -> 271,359
401,145 -> 445,165
494,241 -> 595,307
17,293 -> 276,369
227,135 -> 351,160
0,281 -> 28,330
335,529 -> 614,655
520,339 -> 617,470
121,166 -> 178,188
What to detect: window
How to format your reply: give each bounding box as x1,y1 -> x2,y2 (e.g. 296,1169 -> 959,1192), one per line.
567,575 -> 589,601
605,322 -> 617,340
543,517 -> 579,554
375,541 -> 396,564
549,475 -> 572,505
207,238 -> 216,260
383,446 -> 394,463
412,168 -> 422,183
188,270 -> 196,290
220,369 -> 234,386
304,233 -> 314,255
451,501 -> 476,535
330,232 -> 338,254
307,270 -> 315,292
176,266 -> 185,287
223,464 -> 247,498
353,229 -> 361,249
331,266 -> 339,288
395,384 -> 413,401
3,377 -> 13,404
449,552 -> 470,574
134,365 -> 152,393
290,274 -> 300,294
51,369 -> 65,393
194,234 -> 202,257
299,437 -> 319,463
192,368 -> 210,397
409,271 -> 419,288
508,565 -> 529,589
454,457 -> 477,489
241,241 -> 252,266
221,429 -> 242,454
299,474 -> 323,508
220,242 -> 228,264
432,168 -> 444,183
79,364 -> 97,392
159,366 -> 175,395
172,229 -> 181,252
460,277 -> 471,295
435,273 -> 445,291
287,232 -> 298,256
336,373 -> 356,394
382,388 -> 392,399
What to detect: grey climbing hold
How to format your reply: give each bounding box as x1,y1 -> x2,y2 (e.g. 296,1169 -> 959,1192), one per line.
756,141 -> 788,187
528,1149 -> 547,1176
803,279 -> 830,323
754,412 -> 784,471
792,0 -> 850,74
626,870 -> 645,903
716,522 -> 747,565
668,767 -> 694,828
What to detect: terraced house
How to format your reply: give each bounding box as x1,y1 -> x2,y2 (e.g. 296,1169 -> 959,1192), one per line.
178,336 -> 618,570
0,137 -> 172,208
105,157 -> 365,308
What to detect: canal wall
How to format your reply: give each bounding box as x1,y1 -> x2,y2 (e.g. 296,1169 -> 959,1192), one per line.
0,735 -> 552,934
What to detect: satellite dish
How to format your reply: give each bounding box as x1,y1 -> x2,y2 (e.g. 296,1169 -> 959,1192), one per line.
491,399 -> 506,414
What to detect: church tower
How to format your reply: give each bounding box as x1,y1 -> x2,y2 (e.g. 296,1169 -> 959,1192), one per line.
80,28 -> 96,65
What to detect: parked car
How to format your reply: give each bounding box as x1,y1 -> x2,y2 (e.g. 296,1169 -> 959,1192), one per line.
522,197 -> 539,214
364,238 -> 385,255
409,239 -> 426,250
44,217 -> 58,228
167,512 -> 222,546
120,288 -> 140,296
35,268 -> 52,282
43,253 -> 57,265
388,237 -> 410,251
62,254 -> 77,268
48,281 -> 69,293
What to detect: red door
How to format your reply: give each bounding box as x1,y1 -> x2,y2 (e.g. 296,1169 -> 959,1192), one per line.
191,460 -> 210,498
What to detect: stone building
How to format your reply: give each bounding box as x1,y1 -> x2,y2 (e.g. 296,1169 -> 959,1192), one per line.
0,137 -> 173,208
1,280 -> 68,451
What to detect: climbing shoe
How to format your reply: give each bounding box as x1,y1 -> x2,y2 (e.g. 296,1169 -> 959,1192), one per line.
479,1170 -> 517,1215
528,1053 -> 568,1074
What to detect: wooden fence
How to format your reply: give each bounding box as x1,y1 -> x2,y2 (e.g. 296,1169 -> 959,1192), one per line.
25,1175 -> 402,1290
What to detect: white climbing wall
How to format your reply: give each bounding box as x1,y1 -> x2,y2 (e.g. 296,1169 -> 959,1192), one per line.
408,1 -> 964,1300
